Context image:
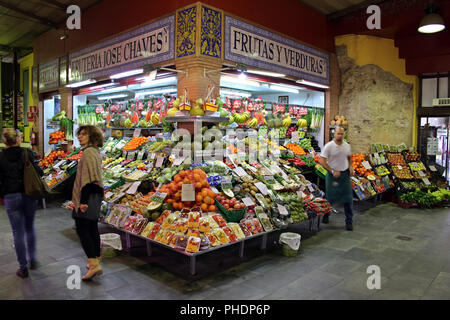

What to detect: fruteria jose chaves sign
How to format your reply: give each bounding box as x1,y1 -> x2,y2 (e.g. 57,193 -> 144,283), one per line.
39,59 -> 59,91
224,16 -> 329,86
68,15 -> 175,84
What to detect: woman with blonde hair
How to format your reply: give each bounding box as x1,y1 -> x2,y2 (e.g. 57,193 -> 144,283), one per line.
0,128 -> 43,278
72,125 -> 105,281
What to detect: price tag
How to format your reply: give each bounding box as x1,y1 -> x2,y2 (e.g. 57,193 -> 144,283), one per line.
429,165 -> 437,172
210,186 -> 220,194
120,182 -> 131,192
137,151 -> 145,160
152,192 -> 167,203
397,165 -> 403,170
270,164 -> 281,174
291,131 -> 299,142
362,161 -> 372,170
247,165 -> 257,173
181,184 -> 195,201
171,156 -> 184,166
149,153 -> 156,160
127,152 -> 135,160
280,170 -> 290,181
155,156 -> 164,168
108,137 -> 114,141
221,182 -> 233,190
242,197 -> 255,207
374,153 -> 380,159
110,192 -> 125,203
234,167 -> 248,177
122,150 -> 127,158
277,203 -> 289,216
126,181 -> 141,195
133,128 -> 141,137
418,171 -> 426,177
307,184 -> 315,192
422,178 -> 431,185
104,191 -> 114,199
237,152 -> 246,162
53,160 -> 66,169
254,182 -> 269,195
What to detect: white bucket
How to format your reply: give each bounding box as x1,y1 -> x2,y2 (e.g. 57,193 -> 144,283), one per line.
279,232 -> 301,256
100,233 -> 122,257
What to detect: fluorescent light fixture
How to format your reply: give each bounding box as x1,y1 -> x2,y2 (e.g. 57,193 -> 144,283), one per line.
269,84 -> 299,94
138,76 -> 177,88
247,70 -> 286,78
296,80 -> 329,89
66,79 -> 97,88
89,83 -> 115,90
136,87 -> 177,96
110,69 -> 143,79
97,94 -> 128,100
220,90 -> 251,98
238,72 -> 247,79
418,4 -> 446,34
221,75 -> 261,87
98,86 -> 128,94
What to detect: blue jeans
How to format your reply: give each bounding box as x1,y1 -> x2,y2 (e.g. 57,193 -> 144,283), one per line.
344,202 -> 354,224
4,193 -> 37,270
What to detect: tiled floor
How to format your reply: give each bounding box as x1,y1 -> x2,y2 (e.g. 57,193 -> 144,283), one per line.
1,200 -> 449,300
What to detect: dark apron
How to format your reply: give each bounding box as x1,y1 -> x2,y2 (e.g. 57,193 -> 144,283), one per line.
325,169 -> 353,204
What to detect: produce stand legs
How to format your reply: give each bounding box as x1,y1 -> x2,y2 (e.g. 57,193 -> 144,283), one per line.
125,233 -> 131,249
146,241 -> 152,257
239,241 -> 245,258
190,256 -> 196,275
260,233 -> 268,250
42,199 -> 46,209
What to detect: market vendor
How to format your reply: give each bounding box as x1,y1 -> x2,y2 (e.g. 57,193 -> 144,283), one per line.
319,126 -> 354,231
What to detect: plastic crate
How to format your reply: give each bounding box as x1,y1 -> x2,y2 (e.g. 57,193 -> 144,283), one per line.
215,199 -> 247,222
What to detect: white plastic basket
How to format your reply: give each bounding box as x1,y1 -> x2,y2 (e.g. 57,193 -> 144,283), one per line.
100,233 -> 122,251
279,232 -> 301,256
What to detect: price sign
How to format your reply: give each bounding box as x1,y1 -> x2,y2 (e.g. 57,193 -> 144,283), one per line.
137,151 -> 145,160
181,184 -> 195,201
374,153 -> 380,159
280,170 -> 290,181
210,186 -> 220,194
418,170 -> 426,177
233,167 -> 248,177
172,155 -> 186,166
237,152 -> 246,162
126,181 -> 141,195
297,190 -> 307,198
122,150 -> 127,158
277,203 -> 289,216
247,165 -> 257,173
362,161 -> 372,170
155,156 -> 164,168
307,184 -> 315,192
397,165 -> 403,170
127,152 -> 135,160
110,192 -> 125,203
254,182 -> 269,195
270,164 -> 281,174
291,131 -> 299,142
221,182 -> 233,190
152,192 -> 167,203
242,197 -> 255,207
104,191 -> 114,199
422,178 -> 431,185
429,165 -> 437,172
120,182 -> 131,192
133,129 -> 141,137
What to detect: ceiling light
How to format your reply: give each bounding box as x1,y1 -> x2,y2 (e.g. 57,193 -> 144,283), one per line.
89,83 -> 115,90
220,90 -> 251,98
136,87 -> 177,96
238,72 -> 247,79
98,86 -> 128,94
296,79 -> 329,89
269,84 -> 299,94
97,94 -> 128,100
220,75 -> 261,87
418,3 -> 446,34
66,79 -> 97,88
247,70 -> 286,78
110,69 -> 144,79
138,76 -> 177,88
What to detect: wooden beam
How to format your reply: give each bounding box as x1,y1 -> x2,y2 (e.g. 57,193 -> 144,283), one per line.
0,0 -> 58,28
327,0 -> 389,21
41,0 -> 66,10
0,44 -> 32,52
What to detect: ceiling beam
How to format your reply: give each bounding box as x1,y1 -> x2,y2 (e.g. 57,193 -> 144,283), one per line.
327,0 -> 389,21
0,44 -> 32,52
0,0 -> 58,28
41,0 -> 66,11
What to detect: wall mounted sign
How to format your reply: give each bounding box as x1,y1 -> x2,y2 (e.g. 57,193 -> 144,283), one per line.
59,56 -> 67,86
68,15 -> 175,84
39,59 -> 59,91
31,66 -> 38,93
224,16 -> 329,85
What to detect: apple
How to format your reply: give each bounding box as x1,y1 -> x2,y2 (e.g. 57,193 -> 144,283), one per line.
224,204 -> 230,210
233,204 -> 241,210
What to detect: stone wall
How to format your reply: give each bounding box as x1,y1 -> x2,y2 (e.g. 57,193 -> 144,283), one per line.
336,45 -> 414,154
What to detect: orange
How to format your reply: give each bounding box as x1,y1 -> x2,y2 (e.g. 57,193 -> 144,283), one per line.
207,189 -> 216,198
204,196 -> 213,205
196,194 -> 203,202
201,189 -> 208,198
201,180 -> 208,188
208,205 -> 216,212
177,181 -> 184,188
174,175 -> 182,183
201,203 -> 208,212
193,174 -> 201,182
175,191 -> 181,200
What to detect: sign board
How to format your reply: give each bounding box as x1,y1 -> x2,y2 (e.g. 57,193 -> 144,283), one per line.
59,56 -> 67,86
68,15 -> 175,84
427,137 -> 439,156
291,131 -> 299,142
224,16 -> 329,86
39,59 -> 59,91
181,184 -> 195,201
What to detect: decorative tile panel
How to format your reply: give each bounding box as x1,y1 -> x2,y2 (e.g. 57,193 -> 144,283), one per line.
200,6 -> 221,58
177,6 -> 197,58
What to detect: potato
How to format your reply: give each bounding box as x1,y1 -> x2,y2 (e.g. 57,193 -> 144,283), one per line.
336,120 -> 342,125
343,120 -> 348,125
334,115 -> 339,121
331,120 -> 336,125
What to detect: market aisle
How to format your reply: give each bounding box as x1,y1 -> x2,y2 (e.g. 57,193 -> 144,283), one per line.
0,202 -> 449,300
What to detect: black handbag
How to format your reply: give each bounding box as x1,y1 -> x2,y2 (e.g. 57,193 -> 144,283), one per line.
72,192 -> 103,221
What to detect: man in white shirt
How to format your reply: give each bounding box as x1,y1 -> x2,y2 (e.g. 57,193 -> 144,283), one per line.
319,126 -> 355,231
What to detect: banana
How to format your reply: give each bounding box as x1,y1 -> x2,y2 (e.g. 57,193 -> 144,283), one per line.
249,118 -> 258,128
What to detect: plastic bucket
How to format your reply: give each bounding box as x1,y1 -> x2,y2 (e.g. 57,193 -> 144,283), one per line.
100,233 -> 122,258
279,232 -> 301,257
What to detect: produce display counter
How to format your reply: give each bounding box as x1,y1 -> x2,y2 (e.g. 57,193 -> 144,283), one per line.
101,219 -> 276,275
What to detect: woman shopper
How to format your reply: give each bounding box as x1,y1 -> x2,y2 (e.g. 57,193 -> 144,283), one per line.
72,125 -> 104,281
0,128 -> 43,278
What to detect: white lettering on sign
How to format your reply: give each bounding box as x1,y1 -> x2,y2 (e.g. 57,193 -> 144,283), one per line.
39,59 -> 59,90
226,16 -> 329,84
68,16 -> 173,83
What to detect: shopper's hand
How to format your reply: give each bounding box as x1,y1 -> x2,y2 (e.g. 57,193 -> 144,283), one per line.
333,170 -> 341,178
80,204 -> 88,213
350,168 -> 355,176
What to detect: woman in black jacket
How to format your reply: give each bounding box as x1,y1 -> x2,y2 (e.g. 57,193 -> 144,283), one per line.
0,128 -> 43,278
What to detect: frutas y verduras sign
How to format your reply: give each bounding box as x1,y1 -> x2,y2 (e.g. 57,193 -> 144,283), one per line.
225,16 -> 329,86
68,15 -> 174,83
39,59 -> 59,91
